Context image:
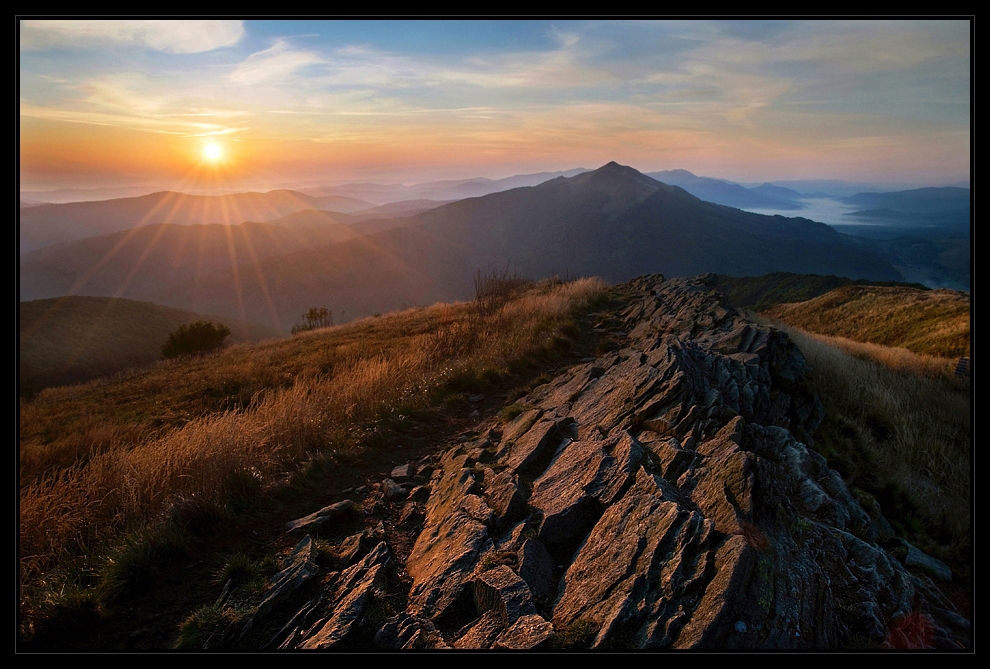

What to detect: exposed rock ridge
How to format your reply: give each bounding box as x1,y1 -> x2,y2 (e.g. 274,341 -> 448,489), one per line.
242,274 -> 968,650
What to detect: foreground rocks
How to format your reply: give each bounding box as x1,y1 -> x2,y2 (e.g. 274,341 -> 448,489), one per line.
206,274 -> 969,650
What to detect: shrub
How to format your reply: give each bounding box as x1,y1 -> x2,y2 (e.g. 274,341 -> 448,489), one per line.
473,267 -> 532,319
162,321 -> 231,359
291,307 -> 333,335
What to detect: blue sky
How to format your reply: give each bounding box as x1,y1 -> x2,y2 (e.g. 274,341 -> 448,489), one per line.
19,19 -> 971,190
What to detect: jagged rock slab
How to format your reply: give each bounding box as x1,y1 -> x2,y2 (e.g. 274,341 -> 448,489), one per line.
473,565 -> 537,625
374,612 -> 447,650
501,418 -> 563,473
481,468 -> 526,531
901,540 -> 953,582
493,614 -> 555,650
517,539 -> 554,600
298,542 -> 391,649
453,610 -> 504,649
528,431 -> 643,549
256,535 -> 320,618
406,448 -> 491,622
285,499 -> 358,534
553,467 -> 717,647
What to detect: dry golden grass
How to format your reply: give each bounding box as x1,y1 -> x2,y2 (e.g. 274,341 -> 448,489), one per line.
764,284 -> 970,359
20,278 -> 608,598
758,315 -> 971,554
791,331 -> 957,381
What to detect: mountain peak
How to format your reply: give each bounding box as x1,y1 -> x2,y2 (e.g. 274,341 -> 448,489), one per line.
574,161 -> 661,191
597,161 -> 633,173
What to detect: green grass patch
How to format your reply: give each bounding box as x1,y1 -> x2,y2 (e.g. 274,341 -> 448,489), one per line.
98,529 -> 187,604
551,619 -> 598,649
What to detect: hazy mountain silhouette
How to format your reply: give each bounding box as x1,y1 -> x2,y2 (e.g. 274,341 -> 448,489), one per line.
841,186 -> 970,214
142,162 -> 904,331
300,169 -> 591,205
646,169 -> 803,210
19,189 -> 375,252
20,221 -> 363,302
749,183 -> 804,201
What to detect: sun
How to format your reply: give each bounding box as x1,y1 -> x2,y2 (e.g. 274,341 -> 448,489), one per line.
203,142 -> 224,163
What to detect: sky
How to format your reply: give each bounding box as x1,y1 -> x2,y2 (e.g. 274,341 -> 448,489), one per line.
19,19 -> 972,192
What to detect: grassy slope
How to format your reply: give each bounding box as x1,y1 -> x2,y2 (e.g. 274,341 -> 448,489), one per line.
20,296 -> 278,393
764,320 -> 971,570
712,272 -> 929,312
19,278 -> 609,631
763,284 -> 970,358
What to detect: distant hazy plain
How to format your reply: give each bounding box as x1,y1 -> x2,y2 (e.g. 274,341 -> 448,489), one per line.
742,198 -> 863,228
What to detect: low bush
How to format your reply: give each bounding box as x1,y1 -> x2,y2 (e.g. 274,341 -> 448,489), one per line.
162,321 -> 231,359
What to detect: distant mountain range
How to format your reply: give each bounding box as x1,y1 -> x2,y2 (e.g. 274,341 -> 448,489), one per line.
299,169 -> 591,204
646,169 -> 805,210
55,162 -> 899,330
18,189 -> 376,253
842,186 -> 970,219
20,162 -> 924,332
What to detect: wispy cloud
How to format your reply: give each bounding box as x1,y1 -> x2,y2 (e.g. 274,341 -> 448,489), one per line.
18,20 -> 971,185
227,40 -> 324,85
20,20 -> 244,54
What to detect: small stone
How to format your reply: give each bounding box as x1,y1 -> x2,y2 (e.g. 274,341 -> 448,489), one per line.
390,464 -> 414,482
285,500 -> 358,533
382,478 -> 408,502
735,621 -> 747,633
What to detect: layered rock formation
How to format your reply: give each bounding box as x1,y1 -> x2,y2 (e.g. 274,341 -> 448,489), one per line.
238,274 -> 969,650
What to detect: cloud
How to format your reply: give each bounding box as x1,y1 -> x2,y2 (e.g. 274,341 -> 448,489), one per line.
227,40 -> 324,85
20,20 -> 244,54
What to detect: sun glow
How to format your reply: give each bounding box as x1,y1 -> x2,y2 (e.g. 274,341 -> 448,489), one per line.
203,142 -> 224,163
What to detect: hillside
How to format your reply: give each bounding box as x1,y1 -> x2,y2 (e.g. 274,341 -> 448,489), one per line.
19,189 -> 374,252
710,273 -> 930,312
18,274 -> 969,650
763,284 -> 970,358
19,296 -> 277,393
140,163 -> 904,330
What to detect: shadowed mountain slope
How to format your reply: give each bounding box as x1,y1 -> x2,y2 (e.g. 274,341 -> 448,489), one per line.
144,163 -> 903,331
19,189 -> 374,252
19,222 -> 365,302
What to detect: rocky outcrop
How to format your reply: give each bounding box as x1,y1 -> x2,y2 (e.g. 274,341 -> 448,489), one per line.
215,274 -> 968,650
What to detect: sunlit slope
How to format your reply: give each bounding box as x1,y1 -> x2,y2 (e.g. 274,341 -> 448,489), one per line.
19,189 -> 374,252
711,272 -> 929,311
19,296 -> 277,391
764,284 -> 970,358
